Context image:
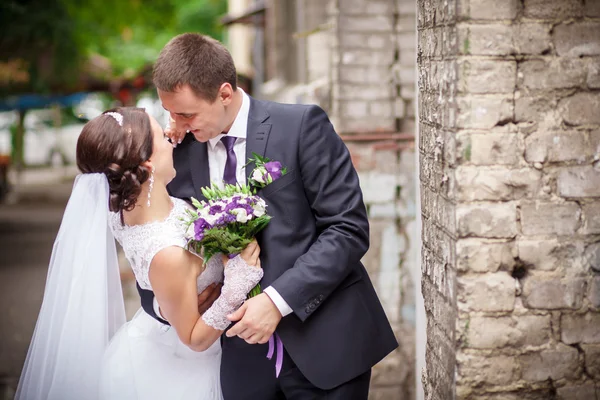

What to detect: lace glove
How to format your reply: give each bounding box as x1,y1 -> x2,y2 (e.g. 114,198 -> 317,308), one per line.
202,255 -> 263,330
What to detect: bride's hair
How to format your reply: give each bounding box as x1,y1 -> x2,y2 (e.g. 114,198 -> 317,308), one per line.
76,107 -> 153,213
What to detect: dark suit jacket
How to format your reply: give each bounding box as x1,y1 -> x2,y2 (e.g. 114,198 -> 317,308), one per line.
137,97 -> 398,389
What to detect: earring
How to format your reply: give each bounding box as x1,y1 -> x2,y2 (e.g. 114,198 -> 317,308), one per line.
147,166 -> 155,207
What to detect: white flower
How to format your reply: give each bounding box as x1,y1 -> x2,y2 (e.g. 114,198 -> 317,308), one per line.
213,200 -> 226,209
231,208 -> 252,223
253,198 -> 266,217
198,208 -> 210,219
204,213 -> 221,226
186,222 -> 196,239
252,167 -> 267,184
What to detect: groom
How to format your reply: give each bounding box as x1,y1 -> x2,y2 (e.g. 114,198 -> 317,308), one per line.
138,33 -> 398,399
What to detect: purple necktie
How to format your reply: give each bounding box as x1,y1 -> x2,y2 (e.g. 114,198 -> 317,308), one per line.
221,135 -> 237,185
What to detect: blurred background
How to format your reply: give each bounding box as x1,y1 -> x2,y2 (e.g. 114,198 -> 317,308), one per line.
0,0 -> 419,399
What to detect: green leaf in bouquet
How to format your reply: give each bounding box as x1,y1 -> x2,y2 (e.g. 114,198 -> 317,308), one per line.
246,215 -> 272,237
184,208 -> 199,220
248,284 -> 262,299
191,197 -> 204,210
202,246 -> 219,263
201,187 -> 212,200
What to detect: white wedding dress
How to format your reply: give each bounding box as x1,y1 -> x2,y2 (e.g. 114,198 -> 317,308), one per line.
16,176 -> 263,400
101,197 -> 253,400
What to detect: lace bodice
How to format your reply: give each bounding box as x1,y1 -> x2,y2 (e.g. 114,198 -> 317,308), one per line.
108,197 -> 223,292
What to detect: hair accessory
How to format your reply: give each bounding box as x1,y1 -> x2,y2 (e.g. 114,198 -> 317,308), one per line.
105,112 -> 123,127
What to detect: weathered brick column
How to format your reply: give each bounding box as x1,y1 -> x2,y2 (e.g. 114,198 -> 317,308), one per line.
418,0 -> 600,398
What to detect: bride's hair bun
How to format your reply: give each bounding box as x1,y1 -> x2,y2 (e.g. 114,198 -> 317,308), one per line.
105,163 -> 151,212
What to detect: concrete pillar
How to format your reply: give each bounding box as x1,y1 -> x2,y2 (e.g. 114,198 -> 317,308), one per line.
418,0 -> 600,398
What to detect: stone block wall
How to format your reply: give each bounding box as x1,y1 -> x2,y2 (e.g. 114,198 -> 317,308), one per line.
418,0 -> 600,398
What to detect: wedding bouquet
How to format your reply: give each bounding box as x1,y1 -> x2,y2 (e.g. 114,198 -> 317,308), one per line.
183,154 -> 286,298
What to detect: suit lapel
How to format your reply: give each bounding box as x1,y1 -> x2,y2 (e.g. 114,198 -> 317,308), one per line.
245,97 -> 272,182
189,140 -> 211,200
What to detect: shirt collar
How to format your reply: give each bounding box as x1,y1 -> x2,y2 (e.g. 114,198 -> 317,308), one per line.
208,88 -> 250,149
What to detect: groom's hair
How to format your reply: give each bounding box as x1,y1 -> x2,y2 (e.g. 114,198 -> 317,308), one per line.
153,33 -> 237,102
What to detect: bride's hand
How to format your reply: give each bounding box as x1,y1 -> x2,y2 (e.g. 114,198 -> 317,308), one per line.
165,116 -> 187,147
239,240 -> 260,267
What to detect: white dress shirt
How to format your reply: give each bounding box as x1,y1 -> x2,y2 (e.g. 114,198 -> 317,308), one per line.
154,89 -> 292,320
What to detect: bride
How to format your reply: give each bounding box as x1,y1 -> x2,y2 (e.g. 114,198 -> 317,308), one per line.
15,107 -> 263,400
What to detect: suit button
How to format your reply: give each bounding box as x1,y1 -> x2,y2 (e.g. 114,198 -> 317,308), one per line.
305,306 -> 312,314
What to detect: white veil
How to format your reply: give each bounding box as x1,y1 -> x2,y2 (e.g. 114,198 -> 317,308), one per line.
15,173 -> 126,400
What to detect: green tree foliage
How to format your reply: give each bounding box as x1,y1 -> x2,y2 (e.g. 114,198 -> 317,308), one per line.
0,0 -> 227,95
0,0 -> 80,94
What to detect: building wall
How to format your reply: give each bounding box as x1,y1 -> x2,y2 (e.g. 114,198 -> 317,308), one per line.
418,0 -> 600,398
331,1 -> 418,399
227,0 -> 254,79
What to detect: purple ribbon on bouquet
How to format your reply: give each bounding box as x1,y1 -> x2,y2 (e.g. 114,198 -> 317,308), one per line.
266,333 -> 283,377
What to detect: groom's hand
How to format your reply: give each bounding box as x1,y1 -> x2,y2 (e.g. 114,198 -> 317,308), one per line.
226,293 -> 282,344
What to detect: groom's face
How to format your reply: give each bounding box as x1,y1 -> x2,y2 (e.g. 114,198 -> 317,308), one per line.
158,84 -> 231,143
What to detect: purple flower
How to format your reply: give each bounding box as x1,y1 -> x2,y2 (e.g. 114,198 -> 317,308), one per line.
213,215 -> 225,227
264,161 -> 283,181
225,200 -> 240,212
214,212 -> 236,226
238,203 -> 254,215
193,218 -> 212,241
209,204 -> 223,215
249,195 -> 263,205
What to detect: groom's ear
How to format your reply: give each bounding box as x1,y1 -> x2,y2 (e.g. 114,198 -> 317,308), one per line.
218,83 -> 234,106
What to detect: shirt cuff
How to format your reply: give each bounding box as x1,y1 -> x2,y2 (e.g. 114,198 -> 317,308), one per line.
263,286 -> 293,317
153,297 -> 167,321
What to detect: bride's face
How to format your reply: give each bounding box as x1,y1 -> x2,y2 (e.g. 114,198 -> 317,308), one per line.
148,114 -> 176,184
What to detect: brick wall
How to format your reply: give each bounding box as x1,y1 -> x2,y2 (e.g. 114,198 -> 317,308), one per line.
329,0 -> 416,135
333,1 -> 418,399
418,0 -> 600,398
